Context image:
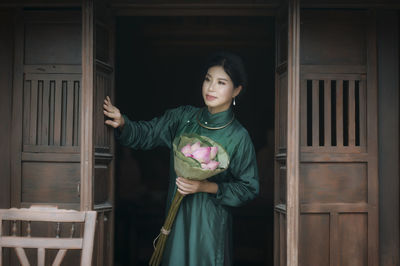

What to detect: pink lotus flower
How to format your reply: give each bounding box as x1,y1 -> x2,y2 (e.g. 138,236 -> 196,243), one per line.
191,147 -> 211,164
201,160 -> 220,170
210,147 -> 218,160
181,144 -> 192,156
191,142 -> 201,153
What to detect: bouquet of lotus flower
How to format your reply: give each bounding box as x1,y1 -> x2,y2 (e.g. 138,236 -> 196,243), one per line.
149,133 -> 230,266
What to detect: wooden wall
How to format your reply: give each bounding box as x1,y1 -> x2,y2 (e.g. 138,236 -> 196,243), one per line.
377,10 -> 400,266
0,9 -> 14,210
0,10 -> 14,265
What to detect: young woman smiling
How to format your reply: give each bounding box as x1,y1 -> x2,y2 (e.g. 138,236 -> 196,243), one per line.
103,51 -> 259,266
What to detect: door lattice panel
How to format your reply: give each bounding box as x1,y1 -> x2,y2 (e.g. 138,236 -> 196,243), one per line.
300,74 -> 367,152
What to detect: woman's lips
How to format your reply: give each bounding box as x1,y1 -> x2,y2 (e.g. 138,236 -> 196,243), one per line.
206,95 -> 217,101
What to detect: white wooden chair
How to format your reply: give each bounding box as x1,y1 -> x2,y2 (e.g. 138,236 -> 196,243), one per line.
0,205 -> 97,266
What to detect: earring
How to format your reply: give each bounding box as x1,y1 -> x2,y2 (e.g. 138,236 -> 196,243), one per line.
233,97 -> 236,106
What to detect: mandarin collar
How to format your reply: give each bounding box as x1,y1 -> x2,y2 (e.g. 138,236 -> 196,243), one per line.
197,107 -> 235,129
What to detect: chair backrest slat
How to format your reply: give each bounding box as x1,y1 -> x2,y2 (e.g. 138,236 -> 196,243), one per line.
52,249 -> 67,266
0,209 -> 86,223
38,247 -> 45,266
1,236 -> 83,249
15,247 -> 30,266
0,206 -> 96,266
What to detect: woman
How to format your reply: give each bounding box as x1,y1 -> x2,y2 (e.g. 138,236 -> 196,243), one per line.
103,51 -> 259,266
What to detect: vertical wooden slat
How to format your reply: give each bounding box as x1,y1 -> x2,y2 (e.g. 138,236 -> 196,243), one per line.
37,81 -> 43,145
287,0 -> 300,265
81,211 -> 97,265
105,77 -> 110,146
95,74 -> 101,147
300,79 -> 307,146
52,249 -> 67,266
29,80 -> 38,145
66,81 -> 74,146
77,81 -> 81,146
366,12 -> 379,266
54,80 -> 62,146
49,81 -> 55,145
11,8 -> 24,213
42,80 -> 50,145
38,247 -> 45,266
23,81 -> 31,145
81,0 -> 95,211
348,80 -> 356,146
330,212 -> 339,266
359,78 -> 367,147
336,80 -> 343,147
73,81 -> 80,146
97,213 -> 105,266
312,79 -> 319,146
280,213 -> 285,266
100,74 -> 105,147
61,81 -> 67,145
15,247 -> 29,266
324,80 -> 331,147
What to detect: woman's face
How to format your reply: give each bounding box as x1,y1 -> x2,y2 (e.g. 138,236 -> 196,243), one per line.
202,65 -> 242,114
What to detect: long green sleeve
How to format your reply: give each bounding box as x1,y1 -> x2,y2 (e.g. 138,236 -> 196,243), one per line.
115,105 -> 195,150
213,131 -> 259,207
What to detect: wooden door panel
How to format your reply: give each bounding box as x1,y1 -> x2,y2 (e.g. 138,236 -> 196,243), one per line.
300,162 -> 367,204
24,22 -> 81,65
299,214 -> 330,266
274,0 -> 300,265
22,74 -> 81,148
300,10 -> 367,65
21,162 -> 80,203
299,10 -> 378,266
10,10 -> 83,265
338,214 -> 368,266
12,10 -> 82,209
300,74 -> 367,152
82,0 -> 115,264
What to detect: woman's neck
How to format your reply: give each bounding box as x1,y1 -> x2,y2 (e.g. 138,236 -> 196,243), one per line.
207,104 -> 231,114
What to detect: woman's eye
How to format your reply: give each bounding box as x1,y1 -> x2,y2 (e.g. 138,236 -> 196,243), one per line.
218,81 -> 226,85
204,77 -> 210,81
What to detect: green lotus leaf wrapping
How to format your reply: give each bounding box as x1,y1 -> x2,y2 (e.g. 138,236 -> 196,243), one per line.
173,133 -> 230,180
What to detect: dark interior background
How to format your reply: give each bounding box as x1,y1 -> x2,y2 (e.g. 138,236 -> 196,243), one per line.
114,16 -> 275,266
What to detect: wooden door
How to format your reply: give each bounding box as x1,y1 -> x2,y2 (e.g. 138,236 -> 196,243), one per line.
274,0 -> 301,265
298,10 -> 379,266
10,9 -> 83,265
82,0 -> 115,265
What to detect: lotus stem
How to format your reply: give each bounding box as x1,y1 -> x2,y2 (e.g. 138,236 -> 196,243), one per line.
149,190 -> 185,266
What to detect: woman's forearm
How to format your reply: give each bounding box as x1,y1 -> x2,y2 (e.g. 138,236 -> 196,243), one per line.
201,180 -> 218,194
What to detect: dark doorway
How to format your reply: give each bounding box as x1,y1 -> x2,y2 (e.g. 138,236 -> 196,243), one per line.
114,16 -> 275,266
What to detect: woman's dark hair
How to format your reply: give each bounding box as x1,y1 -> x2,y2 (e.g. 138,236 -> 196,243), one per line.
203,51 -> 248,96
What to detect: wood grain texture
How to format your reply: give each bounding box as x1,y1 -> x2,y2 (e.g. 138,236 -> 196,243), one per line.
286,0 -> 300,264
299,9 -> 379,266
81,0 -> 94,212
0,9 -> 13,210
377,10 -> 399,266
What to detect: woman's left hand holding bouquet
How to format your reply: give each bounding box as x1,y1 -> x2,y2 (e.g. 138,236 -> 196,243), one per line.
176,177 -> 218,195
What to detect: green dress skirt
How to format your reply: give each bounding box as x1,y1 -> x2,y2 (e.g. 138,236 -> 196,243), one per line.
115,105 -> 259,266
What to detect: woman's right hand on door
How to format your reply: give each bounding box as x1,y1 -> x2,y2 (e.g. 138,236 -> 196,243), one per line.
103,96 -> 125,129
